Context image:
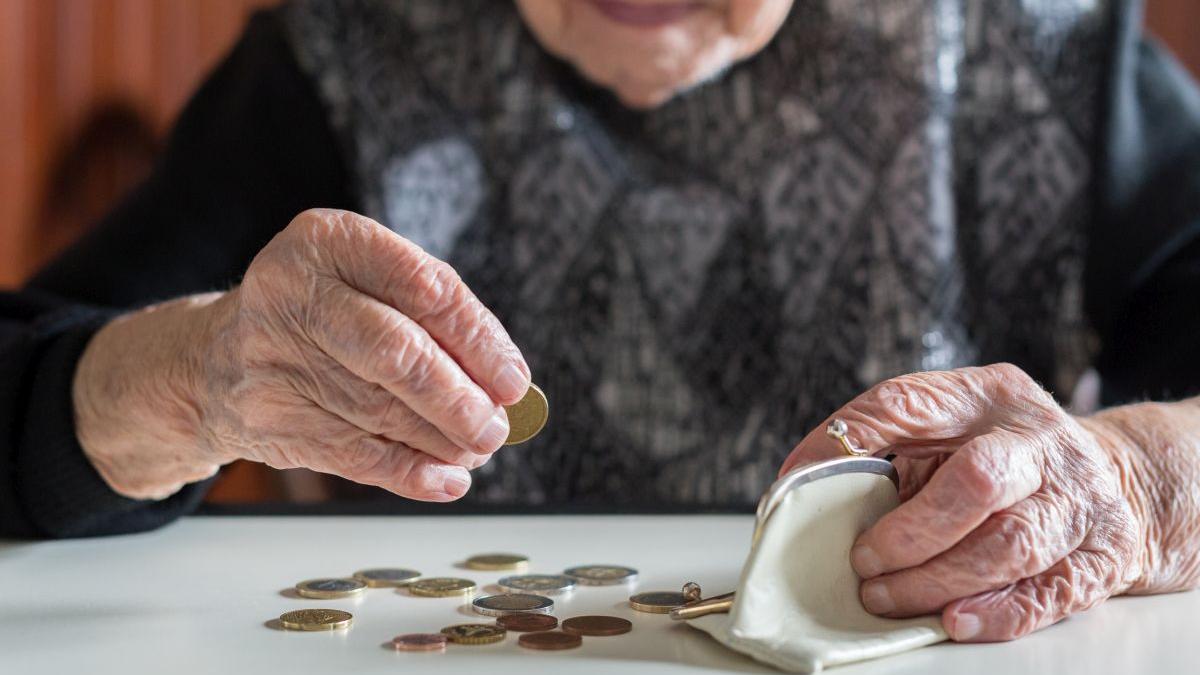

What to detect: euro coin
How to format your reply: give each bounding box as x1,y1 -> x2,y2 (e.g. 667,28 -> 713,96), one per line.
518,631 -> 582,650
409,577 -> 477,597
497,614 -> 559,632
504,384 -> 548,445
472,593 -> 554,617
498,574 -> 576,595
279,609 -> 353,631
630,591 -> 689,614
294,578 -> 366,599
440,623 -> 507,645
353,568 -> 421,588
563,564 -> 638,586
465,553 -> 529,571
391,633 -> 447,652
561,615 -> 632,637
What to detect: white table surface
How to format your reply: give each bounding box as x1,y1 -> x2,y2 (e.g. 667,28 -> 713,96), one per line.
2,514 -> 1196,674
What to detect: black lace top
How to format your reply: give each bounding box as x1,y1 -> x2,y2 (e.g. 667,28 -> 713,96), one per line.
3,0 -> 1198,535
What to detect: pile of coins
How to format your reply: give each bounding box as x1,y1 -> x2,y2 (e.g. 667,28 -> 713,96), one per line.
267,385 -> 729,653
274,552 -> 714,655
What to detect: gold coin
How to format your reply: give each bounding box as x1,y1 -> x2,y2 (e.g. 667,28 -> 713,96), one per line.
563,565 -> 638,586
471,593 -> 554,617
503,384 -> 548,445
440,623 -> 507,645
629,591 -> 689,614
352,568 -> 421,588
409,577 -> 478,597
279,609 -> 353,631
465,553 -> 529,571
294,578 -> 366,599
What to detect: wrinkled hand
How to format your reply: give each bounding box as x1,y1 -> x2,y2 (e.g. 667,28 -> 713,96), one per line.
77,209 -> 529,501
778,364 -> 1151,642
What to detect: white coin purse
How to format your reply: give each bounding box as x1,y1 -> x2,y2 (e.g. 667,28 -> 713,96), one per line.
686,457 -> 948,673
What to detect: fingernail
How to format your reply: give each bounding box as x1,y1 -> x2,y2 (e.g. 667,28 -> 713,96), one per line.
441,469 -> 471,498
861,581 -> 894,614
851,545 -> 883,578
494,364 -> 528,403
952,613 -> 982,640
474,410 -> 509,451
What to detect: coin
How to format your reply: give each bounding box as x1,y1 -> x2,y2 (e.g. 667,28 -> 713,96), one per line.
409,577 -> 477,597
465,553 -> 529,571
497,614 -> 559,632
518,631 -> 582,650
391,633 -> 447,652
498,574 -> 577,595
440,623 -> 507,645
629,591 -> 689,614
563,565 -> 638,586
353,568 -> 421,588
294,578 -> 367,599
504,383 -> 548,445
278,609 -> 353,631
472,593 -> 555,617
561,615 -> 633,637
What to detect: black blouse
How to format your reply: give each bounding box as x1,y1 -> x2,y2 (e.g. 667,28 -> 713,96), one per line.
2,0 -> 1197,537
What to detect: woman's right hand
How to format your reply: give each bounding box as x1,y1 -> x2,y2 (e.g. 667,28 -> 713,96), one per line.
73,209 -> 530,502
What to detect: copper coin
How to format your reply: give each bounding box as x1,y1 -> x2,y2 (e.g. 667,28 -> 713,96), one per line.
561,615 -> 633,637
391,633 -> 447,652
498,614 -> 559,632
518,631 -> 582,651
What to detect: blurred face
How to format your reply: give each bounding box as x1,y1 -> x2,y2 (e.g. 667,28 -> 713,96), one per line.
515,0 -> 794,109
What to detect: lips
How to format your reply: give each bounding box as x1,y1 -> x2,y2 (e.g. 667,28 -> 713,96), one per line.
585,0 -> 706,28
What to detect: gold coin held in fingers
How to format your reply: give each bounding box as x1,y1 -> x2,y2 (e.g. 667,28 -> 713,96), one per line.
440,623 -> 507,645
409,577 -> 478,597
465,553 -> 529,571
294,578 -> 366,599
279,609 -> 353,631
504,384 -> 549,445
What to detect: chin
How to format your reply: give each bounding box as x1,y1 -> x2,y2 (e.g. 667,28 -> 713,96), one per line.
612,83 -> 677,109
607,56 -> 734,109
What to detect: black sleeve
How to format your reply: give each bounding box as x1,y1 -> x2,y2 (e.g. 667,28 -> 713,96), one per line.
0,10 -> 354,538
1089,32 -> 1200,405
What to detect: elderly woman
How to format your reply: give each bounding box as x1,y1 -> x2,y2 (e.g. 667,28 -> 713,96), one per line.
2,0 -> 1198,643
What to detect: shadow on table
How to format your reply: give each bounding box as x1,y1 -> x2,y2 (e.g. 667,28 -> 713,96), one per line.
0,540 -> 37,564
579,620 -> 775,673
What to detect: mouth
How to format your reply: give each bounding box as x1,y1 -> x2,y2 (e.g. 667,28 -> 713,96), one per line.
584,0 -> 707,29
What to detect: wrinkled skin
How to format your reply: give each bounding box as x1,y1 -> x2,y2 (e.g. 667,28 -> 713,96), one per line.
779,364 -> 1200,642
75,209 -> 530,501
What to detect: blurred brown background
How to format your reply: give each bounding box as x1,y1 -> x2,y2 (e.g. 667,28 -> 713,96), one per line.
0,0 -> 1197,503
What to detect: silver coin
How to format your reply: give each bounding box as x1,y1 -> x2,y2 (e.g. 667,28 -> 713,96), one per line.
471,593 -> 555,617
497,574 -> 577,595
352,568 -> 421,587
294,578 -> 367,599
563,565 -> 639,586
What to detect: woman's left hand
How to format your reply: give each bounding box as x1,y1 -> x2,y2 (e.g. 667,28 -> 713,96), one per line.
778,363 -> 1152,642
